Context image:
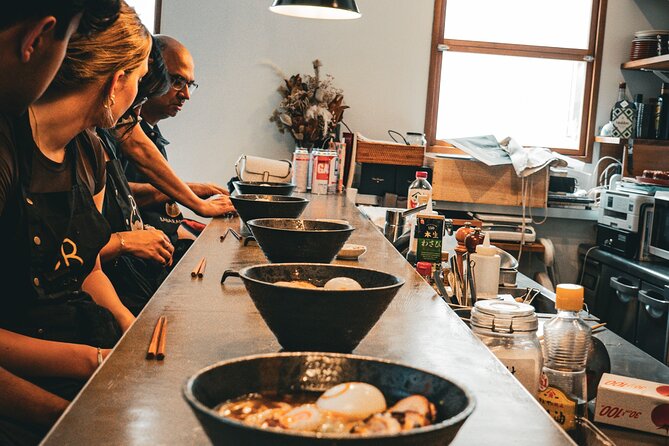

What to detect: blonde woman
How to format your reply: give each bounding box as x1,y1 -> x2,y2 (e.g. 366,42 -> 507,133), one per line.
0,2 -> 149,441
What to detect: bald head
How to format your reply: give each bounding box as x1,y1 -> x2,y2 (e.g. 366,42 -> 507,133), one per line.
141,34 -> 196,125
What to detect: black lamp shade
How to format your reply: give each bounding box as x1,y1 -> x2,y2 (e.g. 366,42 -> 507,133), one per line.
269,0 -> 361,20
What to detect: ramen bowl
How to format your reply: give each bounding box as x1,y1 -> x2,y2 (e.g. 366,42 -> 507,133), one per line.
247,218 -> 354,263
184,352 -> 475,446
221,263 -> 404,352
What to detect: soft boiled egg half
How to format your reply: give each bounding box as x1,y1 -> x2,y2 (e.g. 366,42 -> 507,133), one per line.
316,382 -> 386,420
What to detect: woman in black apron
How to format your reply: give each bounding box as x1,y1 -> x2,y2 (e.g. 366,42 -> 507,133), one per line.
0,4 -> 151,443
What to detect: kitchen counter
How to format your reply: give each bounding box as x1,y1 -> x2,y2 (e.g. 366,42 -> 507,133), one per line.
42,194 -> 574,445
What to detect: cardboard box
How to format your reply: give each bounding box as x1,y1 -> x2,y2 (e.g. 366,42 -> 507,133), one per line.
594,373 -> 669,436
424,153 -> 549,208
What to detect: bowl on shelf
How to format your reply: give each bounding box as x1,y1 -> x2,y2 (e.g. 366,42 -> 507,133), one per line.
184,352 -> 475,446
229,195 -> 309,226
233,181 -> 296,196
220,263 -> 404,352
247,218 -> 354,263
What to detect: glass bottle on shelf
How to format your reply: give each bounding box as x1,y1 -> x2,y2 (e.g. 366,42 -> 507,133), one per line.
610,82 -> 636,139
655,82 -> 669,140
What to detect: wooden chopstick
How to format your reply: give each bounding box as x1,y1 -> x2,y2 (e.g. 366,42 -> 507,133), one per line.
146,316 -> 166,359
156,317 -> 167,361
220,229 -> 230,242
591,322 -> 607,331
197,258 -> 207,278
191,257 -> 205,278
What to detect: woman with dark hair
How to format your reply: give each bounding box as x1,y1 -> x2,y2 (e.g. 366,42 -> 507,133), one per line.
96,36 -> 176,315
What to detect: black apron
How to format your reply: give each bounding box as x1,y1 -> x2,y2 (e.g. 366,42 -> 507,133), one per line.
0,119 -> 121,348
125,121 -> 193,264
97,129 -> 167,316
124,121 -> 183,242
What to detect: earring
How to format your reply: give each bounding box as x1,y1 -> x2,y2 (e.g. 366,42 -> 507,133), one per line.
110,95 -> 116,106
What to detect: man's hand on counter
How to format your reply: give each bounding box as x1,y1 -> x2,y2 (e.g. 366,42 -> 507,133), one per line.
189,182 -> 229,199
194,194 -> 236,217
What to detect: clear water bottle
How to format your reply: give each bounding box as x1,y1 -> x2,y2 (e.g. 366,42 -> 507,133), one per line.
407,171 -> 432,209
538,284 -> 592,435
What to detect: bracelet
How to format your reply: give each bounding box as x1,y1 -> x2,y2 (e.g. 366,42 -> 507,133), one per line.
97,347 -> 103,366
116,232 -> 126,250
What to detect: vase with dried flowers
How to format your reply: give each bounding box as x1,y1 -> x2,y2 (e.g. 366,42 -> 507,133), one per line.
270,60 -> 348,150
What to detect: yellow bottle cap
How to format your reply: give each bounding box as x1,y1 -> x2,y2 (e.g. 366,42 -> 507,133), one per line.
555,284 -> 584,311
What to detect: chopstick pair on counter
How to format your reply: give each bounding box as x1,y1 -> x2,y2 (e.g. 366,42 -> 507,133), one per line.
220,228 -> 241,242
146,316 -> 167,360
191,257 -> 207,278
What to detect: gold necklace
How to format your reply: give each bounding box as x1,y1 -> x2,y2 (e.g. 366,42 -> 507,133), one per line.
28,106 -> 41,148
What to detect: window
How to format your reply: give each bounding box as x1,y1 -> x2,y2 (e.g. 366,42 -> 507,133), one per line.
126,0 -> 161,33
424,0 -> 606,158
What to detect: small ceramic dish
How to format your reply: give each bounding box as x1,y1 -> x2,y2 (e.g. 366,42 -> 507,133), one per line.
336,243 -> 367,260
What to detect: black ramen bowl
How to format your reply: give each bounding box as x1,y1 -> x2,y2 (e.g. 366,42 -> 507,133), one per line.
184,352 -> 475,446
247,218 -> 354,263
221,263 -> 404,352
233,181 -> 296,196
230,195 -> 309,225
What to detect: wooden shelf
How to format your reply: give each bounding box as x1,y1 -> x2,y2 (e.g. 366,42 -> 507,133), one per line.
622,54 -> 669,71
594,136 -> 669,146
495,241 -> 545,253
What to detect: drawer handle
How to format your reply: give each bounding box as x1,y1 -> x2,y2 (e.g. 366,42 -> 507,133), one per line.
638,289 -> 669,319
609,276 -> 638,304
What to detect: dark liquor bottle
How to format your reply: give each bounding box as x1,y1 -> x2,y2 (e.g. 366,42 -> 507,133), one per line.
611,82 -> 636,138
635,94 -> 644,139
656,83 -> 669,140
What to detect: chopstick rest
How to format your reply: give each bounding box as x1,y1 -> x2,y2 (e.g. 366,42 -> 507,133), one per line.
146,316 -> 166,360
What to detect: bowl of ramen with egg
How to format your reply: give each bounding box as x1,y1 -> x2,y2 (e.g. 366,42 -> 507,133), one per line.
229,194 -> 309,226
247,218 -> 355,263
220,264 -> 404,352
183,352 -> 475,446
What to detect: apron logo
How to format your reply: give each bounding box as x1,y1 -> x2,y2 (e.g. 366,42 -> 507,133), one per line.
54,238 -> 84,270
165,202 -> 181,218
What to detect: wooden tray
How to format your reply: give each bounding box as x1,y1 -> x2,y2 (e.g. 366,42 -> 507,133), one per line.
425,153 -> 549,208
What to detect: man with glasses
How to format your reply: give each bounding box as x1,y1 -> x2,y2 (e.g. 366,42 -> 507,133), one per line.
123,35 -> 229,261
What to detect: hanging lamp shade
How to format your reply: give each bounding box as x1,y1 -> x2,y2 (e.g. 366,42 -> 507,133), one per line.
269,0 -> 361,20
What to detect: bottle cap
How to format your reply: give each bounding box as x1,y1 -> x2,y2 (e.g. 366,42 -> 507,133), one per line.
416,261 -> 432,277
555,284 -> 584,311
416,171 -> 428,179
475,233 -> 498,256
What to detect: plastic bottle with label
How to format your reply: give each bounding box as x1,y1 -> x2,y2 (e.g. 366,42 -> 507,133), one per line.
407,199 -> 439,265
407,171 -> 432,209
538,284 -> 592,434
470,234 -> 501,299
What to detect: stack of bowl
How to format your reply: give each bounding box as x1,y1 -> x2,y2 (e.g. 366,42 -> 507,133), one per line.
630,30 -> 669,60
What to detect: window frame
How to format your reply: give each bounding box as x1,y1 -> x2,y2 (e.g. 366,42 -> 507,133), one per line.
423,0 -> 608,160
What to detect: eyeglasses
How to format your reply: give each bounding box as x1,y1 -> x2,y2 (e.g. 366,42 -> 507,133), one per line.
169,73 -> 198,94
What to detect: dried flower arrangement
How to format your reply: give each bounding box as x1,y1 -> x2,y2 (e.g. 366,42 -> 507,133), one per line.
270,60 -> 348,149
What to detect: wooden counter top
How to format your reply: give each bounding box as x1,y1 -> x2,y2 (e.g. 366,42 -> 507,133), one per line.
42,194 -> 572,445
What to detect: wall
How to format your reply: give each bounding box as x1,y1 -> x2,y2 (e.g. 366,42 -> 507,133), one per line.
159,0 -> 434,185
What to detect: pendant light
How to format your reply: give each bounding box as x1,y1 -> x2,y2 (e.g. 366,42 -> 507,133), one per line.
269,0 -> 361,20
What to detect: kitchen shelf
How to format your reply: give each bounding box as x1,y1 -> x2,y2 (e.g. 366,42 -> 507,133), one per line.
594,136 -> 669,146
621,54 -> 669,71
